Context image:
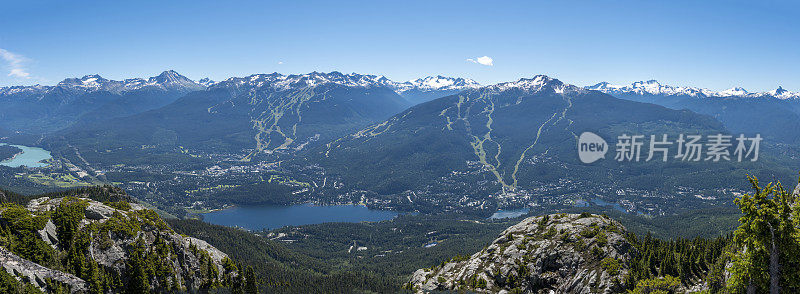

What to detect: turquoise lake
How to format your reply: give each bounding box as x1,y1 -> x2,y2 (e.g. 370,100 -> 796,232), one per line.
488,207 -> 530,219
0,143 -> 52,168
202,203 -> 401,231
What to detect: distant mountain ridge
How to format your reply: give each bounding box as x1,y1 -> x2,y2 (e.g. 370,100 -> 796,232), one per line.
395,75 -> 481,92
0,70 -> 206,133
0,70 -> 205,97
587,80 -> 799,100
0,71 -> 480,134
586,79 -> 800,144
1,71 -> 480,99
209,71 -> 480,104
50,71 -> 426,164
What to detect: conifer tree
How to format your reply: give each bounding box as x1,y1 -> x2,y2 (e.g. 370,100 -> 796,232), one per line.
727,176 -> 800,293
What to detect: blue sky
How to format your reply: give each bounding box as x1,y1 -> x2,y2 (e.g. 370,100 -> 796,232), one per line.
1,0 -> 798,91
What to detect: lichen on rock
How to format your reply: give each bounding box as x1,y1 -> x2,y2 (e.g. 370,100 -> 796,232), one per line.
410,213 -> 635,293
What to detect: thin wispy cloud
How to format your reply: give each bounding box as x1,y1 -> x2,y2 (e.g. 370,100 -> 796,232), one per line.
466,56 -> 493,66
0,48 -> 31,79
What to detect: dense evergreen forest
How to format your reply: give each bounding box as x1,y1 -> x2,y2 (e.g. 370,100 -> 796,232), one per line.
620,175 -> 800,293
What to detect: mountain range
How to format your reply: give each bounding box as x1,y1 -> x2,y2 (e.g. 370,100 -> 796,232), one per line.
315,75 -> 792,214
4,71 -> 799,214
587,80 -> 799,100
587,80 -> 800,144
0,71 -> 480,136
0,70 -> 205,133
43,72 -> 481,168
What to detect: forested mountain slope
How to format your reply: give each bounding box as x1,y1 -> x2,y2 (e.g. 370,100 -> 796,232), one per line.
48,72 -> 412,166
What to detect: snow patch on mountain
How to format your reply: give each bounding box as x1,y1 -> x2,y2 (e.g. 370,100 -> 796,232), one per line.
767,86 -> 796,99
718,87 -> 749,97
393,76 -> 481,93
488,75 -> 585,95
198,78 -> 216,87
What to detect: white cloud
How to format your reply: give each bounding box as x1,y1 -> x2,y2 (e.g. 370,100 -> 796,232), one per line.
466,56 -> 493,66
0,48 -> 31,78
278,61 -> 284,65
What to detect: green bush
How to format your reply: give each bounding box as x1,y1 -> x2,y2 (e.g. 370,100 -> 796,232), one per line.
579,228 -> 598,239
105,201 -> 131,211
601,257 -> 622,276
99,211 -> 140,238
596,231 -> 608,247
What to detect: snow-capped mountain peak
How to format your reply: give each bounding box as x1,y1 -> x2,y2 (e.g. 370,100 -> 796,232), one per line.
151,70 -> 184,83
398,76 -> 481,92
488,75 -> 582,95
767,86 -> 796,99
147,70 -> 204,92
718,87 -> 749,97
624,80 -> 706,96
198,78 -> 216,87
586,81 -> 624,92
631,79 -> 660,88
58,74 -> 109,88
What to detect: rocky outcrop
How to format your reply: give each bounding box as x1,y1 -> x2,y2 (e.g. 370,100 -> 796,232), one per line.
0,246 -> 86,292
37,219 -> 58,248
1,196 -> 235,293
410,213 -> 636,293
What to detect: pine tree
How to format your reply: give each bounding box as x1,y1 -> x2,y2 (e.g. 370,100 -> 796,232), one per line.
126,239 -> 150,294
87,261 -> 104,294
